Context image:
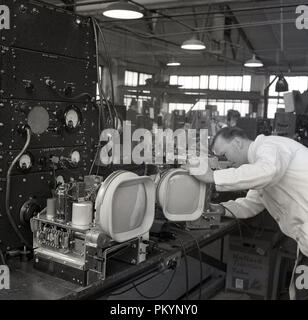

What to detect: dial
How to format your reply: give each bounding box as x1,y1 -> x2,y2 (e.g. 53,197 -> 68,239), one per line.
56,175 -> 65,186
65,108 -> 80,129
70,150 -> 81,165
18,154 -> 33,171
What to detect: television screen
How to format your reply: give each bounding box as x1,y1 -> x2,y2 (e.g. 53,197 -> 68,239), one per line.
157,169 -> 206,221
165,174 -> 201,216
112,184 -> 146,233
95,171 -> 155,242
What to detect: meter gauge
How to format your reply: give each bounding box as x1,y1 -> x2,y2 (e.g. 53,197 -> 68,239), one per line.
56,175 -> 65,186
70,150 -> 81,167
64,105 -> 82,132
17,153 -> 34,172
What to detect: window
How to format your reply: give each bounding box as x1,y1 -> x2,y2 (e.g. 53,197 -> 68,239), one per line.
124,95 -> 150,111
169,74 -> 251,91
168,75 -> 251,116
168,100 -> 249,117
124,70 -> 152,87
125,71 -> 138,87
268,75 -> 308,118
124,70 -> 153,108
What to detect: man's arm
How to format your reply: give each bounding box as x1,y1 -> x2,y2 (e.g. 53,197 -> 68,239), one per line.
214,143 -> 292,191
222,189 -> 265,219
295,222 -> 308,257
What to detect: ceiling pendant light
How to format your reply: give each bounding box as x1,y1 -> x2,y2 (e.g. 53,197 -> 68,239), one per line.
102,0 -> 144,20
166,57 -> 181,66
181,36 -> 206,50
244,54 -> 263,68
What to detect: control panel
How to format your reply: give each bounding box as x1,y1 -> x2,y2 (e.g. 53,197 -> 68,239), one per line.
0,0 -> 98,251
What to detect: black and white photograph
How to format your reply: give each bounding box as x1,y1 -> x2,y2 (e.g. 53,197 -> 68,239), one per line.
0,0 -> 308,306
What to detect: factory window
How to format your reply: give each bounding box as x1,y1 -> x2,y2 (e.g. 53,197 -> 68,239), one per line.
169,100 -> 249,117
125,70 -> 153,87
169,103 -> 195,113
208,100 -> 249,117
169,75 -> 251,91
268,75 -> 308,118
124,95 -> 151,111
125,71 -> 139,86
268,98 -> 285,119
124,71 -> 153,109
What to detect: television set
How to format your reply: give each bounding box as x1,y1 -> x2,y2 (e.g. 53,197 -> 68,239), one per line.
95,170 -> 155,242
156,168 -> 206,221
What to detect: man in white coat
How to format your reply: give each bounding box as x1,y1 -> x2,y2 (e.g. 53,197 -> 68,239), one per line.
188,126 -> 308,300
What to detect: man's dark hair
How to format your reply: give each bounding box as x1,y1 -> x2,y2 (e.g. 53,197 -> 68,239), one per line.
211,126 -> 249,150
227,109 -> 241,122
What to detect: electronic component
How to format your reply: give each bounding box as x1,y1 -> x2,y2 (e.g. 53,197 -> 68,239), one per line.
18,153 -> 33,171
64,106 -> 82,131
1,47 -> 96,102
2,0 -> 95,59
0,0 -> 97,252
46,198 -> 57,221
70,150 -> 81,166
27,106 -> 50,135
71,202 -> 93,230
31,171 -> 155,286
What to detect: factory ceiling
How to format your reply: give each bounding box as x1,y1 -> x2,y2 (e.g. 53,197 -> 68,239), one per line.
45,0 -> 308,74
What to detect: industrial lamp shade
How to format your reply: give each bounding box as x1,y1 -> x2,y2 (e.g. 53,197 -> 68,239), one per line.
102,0 -> 144,20
244,54 -> 263,68
166,57 -> 181,66
275,75 -> 289,92
181,37 -> 206,50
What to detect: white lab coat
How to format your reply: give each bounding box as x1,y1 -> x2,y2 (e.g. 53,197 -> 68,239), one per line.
214,134 -> 308,257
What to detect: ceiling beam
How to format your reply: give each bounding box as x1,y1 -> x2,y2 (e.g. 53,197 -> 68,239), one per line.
145,0 -> 256,10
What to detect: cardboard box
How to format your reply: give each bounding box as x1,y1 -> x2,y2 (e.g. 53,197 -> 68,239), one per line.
225,230 -> 278,299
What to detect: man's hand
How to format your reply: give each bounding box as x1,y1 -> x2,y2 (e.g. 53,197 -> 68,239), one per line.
181,155 -> 215,183
183,165 -> 215,183
206,203 -> 226,216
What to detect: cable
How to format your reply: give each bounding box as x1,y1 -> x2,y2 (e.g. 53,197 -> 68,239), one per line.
109,267 -> 170,296
89,18 -> 104,175
96,19 -> 120,132
94,19 -> 119,130
5,127 -> 32,248
174,228 -> 203,300
90,18 -> 121,174
218,203 -> 256,245
132,266 -> 177,299
94,20 -> 115,107
0,247 -> 6,265
218,204 -> 243,241
178,238 -> 189,300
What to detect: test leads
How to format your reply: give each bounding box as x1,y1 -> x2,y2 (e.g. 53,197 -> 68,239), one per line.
95,170 -> 155,242
156,168 -> 206,222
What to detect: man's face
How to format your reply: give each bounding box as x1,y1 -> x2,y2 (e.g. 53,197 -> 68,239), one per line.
212,135 -> 248,168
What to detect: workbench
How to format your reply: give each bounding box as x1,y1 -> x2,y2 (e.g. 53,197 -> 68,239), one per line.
0,218 -> 237,300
